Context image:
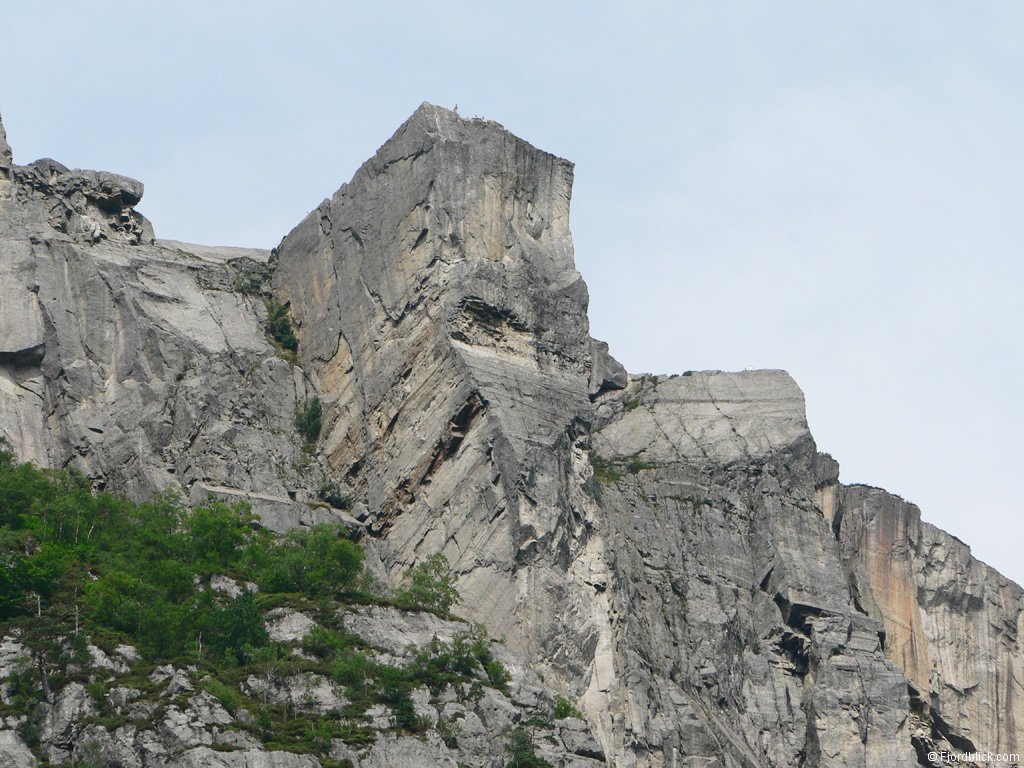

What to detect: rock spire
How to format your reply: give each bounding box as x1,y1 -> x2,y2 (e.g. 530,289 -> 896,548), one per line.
0,109 -> 11,167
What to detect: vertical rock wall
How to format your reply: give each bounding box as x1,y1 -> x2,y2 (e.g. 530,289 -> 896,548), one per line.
584,373 -> 918,766
0,116 -> 335,528
1,103 -> 1020,766
272,104 -> 601,663
837,485 -> 1023,755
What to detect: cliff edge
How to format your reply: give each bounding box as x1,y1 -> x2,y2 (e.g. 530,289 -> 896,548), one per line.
0,105 -> 1019,767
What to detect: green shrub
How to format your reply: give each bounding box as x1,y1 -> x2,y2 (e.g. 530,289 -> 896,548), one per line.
294,397 -> 323,447
7,664 -> 45,713
188,501 -> 257,570
484,658 -> 511,692
200,678 -> 244,714
302,626 -> 348,660
395,553 -> 460,618
589,454 -> 621,484
265,300 -> 298,351
332,649 -> 371,690
198,592 -> 269,663
626,456 -> 655,474
258,525 -> 363,596
316,481 -> 349,509
374,663 -> 419,730
505,726 -> 553,768
553,695 -> 580,719
437,715 -> 461,748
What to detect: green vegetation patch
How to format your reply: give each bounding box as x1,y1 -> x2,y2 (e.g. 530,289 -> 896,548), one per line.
626,456 -> 656,474
589,454 -> 622,484
294,396 -> 323,449
505,725 -> 555,767
394,553 -> 461,618
553,695 -> 580,719
0,440 -> 363,667
0,440 -> 516,762
589,452 -> 657,484
265,299 -> 299,354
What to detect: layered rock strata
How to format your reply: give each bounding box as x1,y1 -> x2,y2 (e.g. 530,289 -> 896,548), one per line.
1,105 -> 1020,766
271,104 -> 607,667
835,485 -> 1022,756
0,110 -> 340,527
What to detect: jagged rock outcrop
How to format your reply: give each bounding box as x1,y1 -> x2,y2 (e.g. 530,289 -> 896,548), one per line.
0,110 -> 344,529
271,104 -> 601,666
1,105 -> 1020,765
0,117 -> 11,170
0,604 -> 605,768
835,485 -> 1023,757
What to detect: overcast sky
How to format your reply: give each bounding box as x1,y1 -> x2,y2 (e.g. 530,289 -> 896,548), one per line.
3,1 -> 1021,586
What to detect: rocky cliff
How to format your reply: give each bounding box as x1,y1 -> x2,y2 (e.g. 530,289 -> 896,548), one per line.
0,104 -> 1020,766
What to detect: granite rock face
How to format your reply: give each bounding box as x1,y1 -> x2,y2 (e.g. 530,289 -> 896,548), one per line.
0,605 -> 604,768
0,110 -> 341,530
272,104 -> 600,665
1,105 -> 1021,766
835,485 -> 1023,757
0,114 -> 11,169
585,374 -> 919,766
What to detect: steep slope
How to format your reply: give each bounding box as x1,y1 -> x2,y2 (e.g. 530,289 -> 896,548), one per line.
585,374 -> 916,765
835,485 -> 1022,756
1,105 -> 1020,766
271,104 -> 613,668
0,116 -> 341,531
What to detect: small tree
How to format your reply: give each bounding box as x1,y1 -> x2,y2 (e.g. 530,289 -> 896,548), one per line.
505,726 -> 553,768
265,299 -> 298,351
199,592 -> 269,664
187,500 -> 255,570
294,397 -> 323,447
258,524 -> 363,596
395,553 -> 460,618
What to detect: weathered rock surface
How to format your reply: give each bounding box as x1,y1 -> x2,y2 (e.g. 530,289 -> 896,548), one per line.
0,729 -> 35,768
1,104 -> 1021,766
835,484 -> 1023,756
272,103 -> 604,671
585,374 -> 920,766
0,606 -> 601,768
0,114 -> 11,170
0,108 -> 331,530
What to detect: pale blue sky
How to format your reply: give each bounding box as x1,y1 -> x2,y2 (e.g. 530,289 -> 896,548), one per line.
3,1 -> 1022,586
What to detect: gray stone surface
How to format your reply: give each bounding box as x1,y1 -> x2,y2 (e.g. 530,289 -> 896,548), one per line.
243,671 -> 346,715
359,734 -> 460,768
169,748 -> 321,768
263,607 -> 318,643
271,103 -> 606,675
592,369 -> 810,463
0,145 -> 331,529
1,102 -> 1020,767
588,338 -> 628,398
0,110 -> 11,168
580,382 -> 918,767
836,484 -> 1024,756
156,239 -> 272,264
0,729 -> 35,768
